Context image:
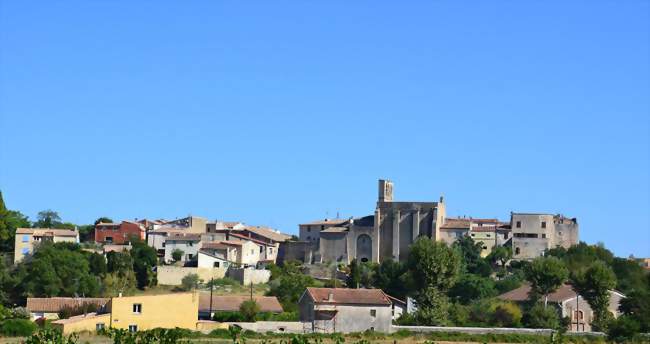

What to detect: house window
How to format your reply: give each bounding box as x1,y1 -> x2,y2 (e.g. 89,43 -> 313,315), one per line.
558,231 -> 562,236
541,221 -> 546,228
573,310 -> 584,320
22,235 -> 29,243
307,226 -> 311,232
306,236 -> 311,241
542,234 -> 546,238
21,248 -> 29,255
470,233 -> 475,237
105,237 -> 113,243
260,246 -> 264,253
321,225 -> 325,231
132,304 -> 142,314
162,242 -> 165,247
516,221 -> 521,228
370,309 -> 376,317
96,323 -> 105,331
128,325 -> 138,332
515,247 -> 521,255
251,249 -> 254,255
187,254 -> 194,260
483,246 -> 488,250
269,248 -> 273,254
188,242 -> 193,247
214,262 -> 220,268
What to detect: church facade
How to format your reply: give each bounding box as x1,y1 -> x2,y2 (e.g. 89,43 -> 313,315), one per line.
300,179 -> 446,263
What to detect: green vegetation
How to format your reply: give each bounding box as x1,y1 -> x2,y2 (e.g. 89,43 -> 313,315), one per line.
266,261 -> 322,312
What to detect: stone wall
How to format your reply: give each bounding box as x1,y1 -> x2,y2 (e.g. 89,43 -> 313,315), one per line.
278,241 -> 315,264
157,266 -> 226,285
227,267 -> 270,285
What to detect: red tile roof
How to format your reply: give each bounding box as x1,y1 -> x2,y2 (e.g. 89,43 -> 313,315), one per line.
498,284 -> 578,303
198,294 -> 283,312
26,297 -> 110,313
304,288 -> 392,306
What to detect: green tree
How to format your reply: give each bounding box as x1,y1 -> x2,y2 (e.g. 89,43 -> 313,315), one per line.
14,242 -> 100,298
239,300 -> 260,322
448,274 -> 497,304
572,260 -> 617,331
610,257 -> 648,295
33,210 -> 62,228
106,252 -> 133,276
180,273 -> 202,291
407,238 -> 461,325
373,259 -> 408,299
618,289 -> 650,332
487,246 -> 512,269
452,235 -> 491,277
102,271 -> 136,297
172,249 -> 184,262
94,217 -> 113,225
267,263 -> 318,312
607,315 -> 641,343
346,259 -> 361,288
524,256 -> 568,307
490,301 -> 522,327
130,239 -> 158,289
88,252 -> 107,277
524,304 -> 561,329
0,191 -> 31,252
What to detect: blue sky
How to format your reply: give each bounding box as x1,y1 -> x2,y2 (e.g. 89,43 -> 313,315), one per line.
0,1 -> 648,257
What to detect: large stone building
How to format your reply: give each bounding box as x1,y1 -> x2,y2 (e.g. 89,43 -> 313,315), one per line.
511,213 -> 579,260
299,179 -> 445,263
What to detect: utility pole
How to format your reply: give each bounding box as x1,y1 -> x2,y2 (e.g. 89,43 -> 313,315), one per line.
209,277 -> 214,320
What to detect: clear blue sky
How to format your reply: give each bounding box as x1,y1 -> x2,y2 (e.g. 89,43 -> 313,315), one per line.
1,1 -> 648,257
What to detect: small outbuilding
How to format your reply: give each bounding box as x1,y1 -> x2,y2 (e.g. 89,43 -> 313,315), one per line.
298,287 -> 393,333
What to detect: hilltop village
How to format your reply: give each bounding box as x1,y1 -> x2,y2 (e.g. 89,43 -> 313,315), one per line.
0,180 -> 647,341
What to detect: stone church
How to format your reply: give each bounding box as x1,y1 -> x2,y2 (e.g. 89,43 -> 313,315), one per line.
299,179 -> 446,263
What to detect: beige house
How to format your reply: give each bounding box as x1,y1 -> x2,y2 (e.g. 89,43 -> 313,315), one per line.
498,284 -> 624,332
511,213 -> 579,260
14,228 -> 79,263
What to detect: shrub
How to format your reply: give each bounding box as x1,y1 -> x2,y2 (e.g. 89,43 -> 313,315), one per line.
0,318 -> 38,336
172,249 -> 184,262
607,315 -> 640,343
523,304 -> 561,329
23,328 -> 78,344
180,273 -> 202,291
490,301 -> 522,327
213,311 -> 246,322
239,300 -> 260,322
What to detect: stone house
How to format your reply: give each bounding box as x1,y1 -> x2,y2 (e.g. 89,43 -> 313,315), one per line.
511,213 -> 578,260
14,228 -> 79,263
498,284 -> 624,332
298,287 -> 393,333
201,240 -> 260,267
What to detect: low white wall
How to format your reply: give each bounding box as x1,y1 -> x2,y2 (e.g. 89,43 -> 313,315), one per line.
226,321 -> 307,334
391,325 -> 555,335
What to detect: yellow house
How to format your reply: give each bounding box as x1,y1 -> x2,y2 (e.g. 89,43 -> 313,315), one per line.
14,228 -> 79,263
52,293 -> 199,334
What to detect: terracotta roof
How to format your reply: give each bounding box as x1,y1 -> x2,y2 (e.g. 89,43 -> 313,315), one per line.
52,312 -> 110,325
166,234 -> 202,241
470,226 -> 498,233
228,232 -> 273,246
16,228 -> 78,237
202,241 -> 243,249
198,294 -> 283,312
304,287 -> 392,306
148,227 -> 187,234
498,284 -> 578,303
300,219 -> 348,226
243,226 -> 291,242
26,297 -> 110,313
441,219 -> 471,229
95,223 -> 120,227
